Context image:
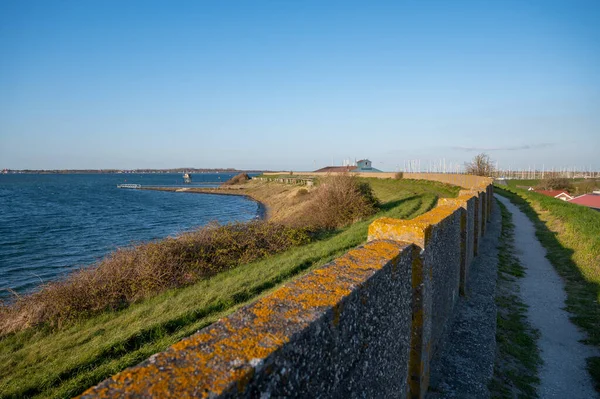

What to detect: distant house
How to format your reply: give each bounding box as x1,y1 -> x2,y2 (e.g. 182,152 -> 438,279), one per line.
314,159 -> 382,173
568,194 -> 600,211
354,159 -> 382,172
535,190 -> 573,201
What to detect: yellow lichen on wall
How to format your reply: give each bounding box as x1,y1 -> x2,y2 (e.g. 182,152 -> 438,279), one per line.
79,240 -> 412,399
368,204 -> 461,249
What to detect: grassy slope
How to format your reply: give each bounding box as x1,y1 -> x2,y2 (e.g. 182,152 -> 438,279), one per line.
489,200 -> 541,398
0,178 -> 458,399
495,185 -> 600,392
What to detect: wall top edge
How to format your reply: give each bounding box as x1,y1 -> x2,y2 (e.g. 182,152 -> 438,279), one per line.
79,240 -> 413,398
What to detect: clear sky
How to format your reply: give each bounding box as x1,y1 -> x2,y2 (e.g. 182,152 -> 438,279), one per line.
1,0 -> 599,171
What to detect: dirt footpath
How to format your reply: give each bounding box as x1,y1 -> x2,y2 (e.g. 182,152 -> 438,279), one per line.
496,195 -> 599,398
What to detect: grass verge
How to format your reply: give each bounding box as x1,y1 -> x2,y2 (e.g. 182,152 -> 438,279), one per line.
489,199 -> 541,398
495,185 -> 600,392
0,178 -> 456,398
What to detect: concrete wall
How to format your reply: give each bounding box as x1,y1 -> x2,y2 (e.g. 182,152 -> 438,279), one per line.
439,194 -> 476,295
79,175 -> 493,399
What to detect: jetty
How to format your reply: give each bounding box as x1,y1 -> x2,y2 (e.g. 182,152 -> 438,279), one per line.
116,184 -> 142,189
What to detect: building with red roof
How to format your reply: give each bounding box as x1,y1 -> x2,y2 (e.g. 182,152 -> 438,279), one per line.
568,194 -> 600,210
535,190 -> 574,201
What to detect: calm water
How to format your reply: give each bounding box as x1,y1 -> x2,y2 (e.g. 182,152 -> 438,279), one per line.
0,173 -> 259,299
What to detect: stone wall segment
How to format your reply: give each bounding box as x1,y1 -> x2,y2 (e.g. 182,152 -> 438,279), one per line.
367,204 -> 463,398
79,241 -> 415,399
439,194 -> 476,296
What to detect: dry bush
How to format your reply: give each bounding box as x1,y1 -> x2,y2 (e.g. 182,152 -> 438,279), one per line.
575,180 -> 598,195
465,153 -> 495,176
222,173 -> 250,185
395,172 -> 404,179
296,188 -> 309,197
289,174 -> 379,230
0,222 -> 309,335
536,177 -> 573,191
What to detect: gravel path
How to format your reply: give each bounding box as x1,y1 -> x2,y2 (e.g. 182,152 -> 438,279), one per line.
496,195 -> 599,398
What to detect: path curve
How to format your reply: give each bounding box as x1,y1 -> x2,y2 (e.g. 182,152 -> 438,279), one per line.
496,195 -> 599,398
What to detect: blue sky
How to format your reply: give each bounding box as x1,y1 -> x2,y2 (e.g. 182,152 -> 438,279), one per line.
1,1 -> 599,171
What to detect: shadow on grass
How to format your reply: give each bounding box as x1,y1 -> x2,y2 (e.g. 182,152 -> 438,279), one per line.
379,195 -> 418,212
495,186 -> 600,392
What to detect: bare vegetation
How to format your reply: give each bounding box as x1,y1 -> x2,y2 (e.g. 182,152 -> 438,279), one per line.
535,177 -> 574,192
574,179 -> 598,195
222,172 -> 250,185
287,173 -> 379,230
296,188 -> 309,197
0,222 -> 309,335
465,153 -> 495,176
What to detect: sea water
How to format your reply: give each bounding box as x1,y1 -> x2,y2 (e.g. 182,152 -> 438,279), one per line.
0,173 -> 259,299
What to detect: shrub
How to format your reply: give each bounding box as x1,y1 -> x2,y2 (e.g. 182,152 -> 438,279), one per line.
296,188 -> 309,197
222,173 -> 250,185
0,222 -> 309,334
291,174 -> 379,230
574,180 -> 598,195
395,172 -> 404,180
536,177 -> 573,191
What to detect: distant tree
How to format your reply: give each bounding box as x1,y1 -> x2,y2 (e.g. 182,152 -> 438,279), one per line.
574,179 -> 598,195
536,177 -> 574,192
465,153 -> 495,176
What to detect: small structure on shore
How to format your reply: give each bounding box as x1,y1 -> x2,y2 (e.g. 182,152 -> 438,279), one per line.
314,159 -> 382,173
183,173 -> 192,184
117,184 -> 142,189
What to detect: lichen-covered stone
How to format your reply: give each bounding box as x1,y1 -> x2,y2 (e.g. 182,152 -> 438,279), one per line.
79,241 -> 414,399
440,195 -> 476,296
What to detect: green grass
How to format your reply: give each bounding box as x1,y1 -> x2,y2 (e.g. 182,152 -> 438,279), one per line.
505,179 -> 540,189
489,200 -> 541,398
495,185 -> 600,392
0,178 -> 457,399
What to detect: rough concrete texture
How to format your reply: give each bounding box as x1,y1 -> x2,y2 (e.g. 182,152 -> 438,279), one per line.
439,195 -> 476,296
79,240 -> 414,399
496,195 -> 600,398
367,204 -> 462,353
422,207 -> 462,358
427,199 -> 501,399
367,203 -> 464,398
461,189 -> 484,256
408,246 -> 433,399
